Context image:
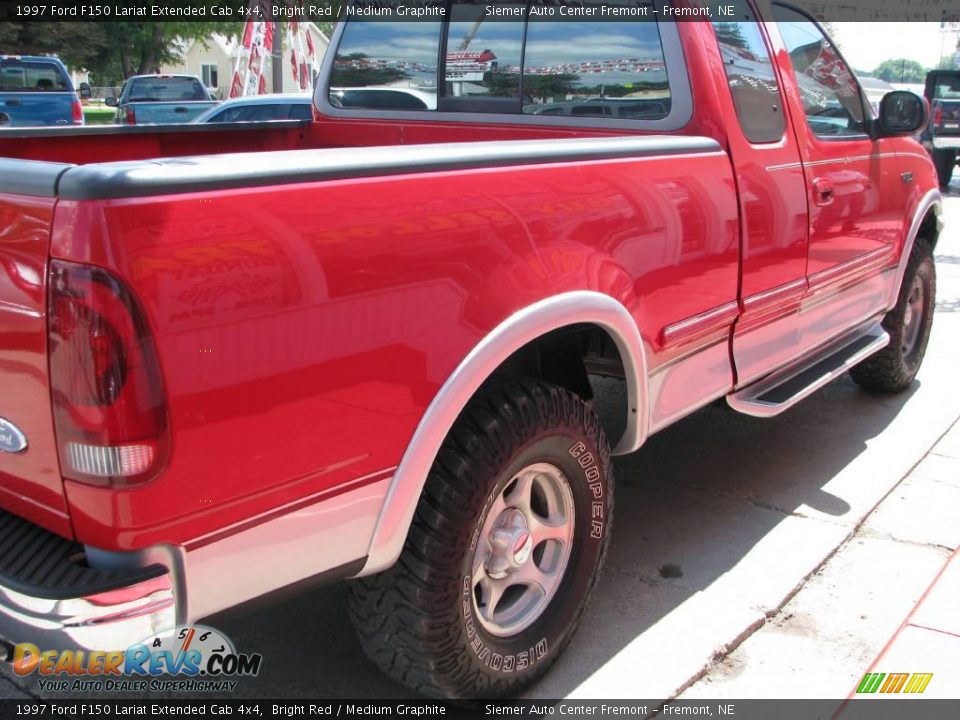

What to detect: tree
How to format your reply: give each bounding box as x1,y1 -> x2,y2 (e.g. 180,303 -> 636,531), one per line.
0,20 -> 241,85
937,55 -> 959,70
90,22 -> 243,85
0,23 -> 107,72
874,58 -> 927,83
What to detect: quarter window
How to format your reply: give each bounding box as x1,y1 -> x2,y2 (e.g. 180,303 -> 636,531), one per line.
713,7 -> 785,143
773,4 -> 866,137
329,15 -> 442,111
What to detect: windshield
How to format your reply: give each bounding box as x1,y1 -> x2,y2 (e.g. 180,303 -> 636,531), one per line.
127,77 -> 208,102
0,59 -> 70,92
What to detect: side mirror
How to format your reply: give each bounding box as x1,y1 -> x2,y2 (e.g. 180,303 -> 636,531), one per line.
877,91 -> 927,136
78,82 -> 92,99
104,96 -> 118,107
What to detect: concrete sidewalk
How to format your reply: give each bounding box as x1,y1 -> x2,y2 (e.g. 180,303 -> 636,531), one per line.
681,418 -> 960,703
846,430 -> 960,701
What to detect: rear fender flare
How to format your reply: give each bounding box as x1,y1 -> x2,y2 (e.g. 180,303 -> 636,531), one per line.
358,291 -> 649,576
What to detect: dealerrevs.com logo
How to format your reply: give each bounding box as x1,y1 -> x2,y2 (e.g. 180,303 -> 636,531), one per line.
13,625 -> 262,693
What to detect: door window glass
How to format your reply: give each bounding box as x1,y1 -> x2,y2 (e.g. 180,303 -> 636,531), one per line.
773,4 -> 866,137
713,8 -> 785,143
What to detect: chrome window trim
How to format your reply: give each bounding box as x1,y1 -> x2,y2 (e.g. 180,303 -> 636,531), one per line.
314,10 -> 692,132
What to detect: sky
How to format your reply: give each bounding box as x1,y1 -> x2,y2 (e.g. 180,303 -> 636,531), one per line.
830,22 -> 960,72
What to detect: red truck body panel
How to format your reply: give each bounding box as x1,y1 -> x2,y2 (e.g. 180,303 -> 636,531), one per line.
0,12 -> 941,640
0,193 -> 72,537
50,147 -> 739,549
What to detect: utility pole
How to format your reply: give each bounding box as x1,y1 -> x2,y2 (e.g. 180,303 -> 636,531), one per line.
272,1 -> 283,93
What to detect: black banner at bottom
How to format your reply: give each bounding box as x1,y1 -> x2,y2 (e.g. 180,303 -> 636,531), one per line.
2,699 -> 959,720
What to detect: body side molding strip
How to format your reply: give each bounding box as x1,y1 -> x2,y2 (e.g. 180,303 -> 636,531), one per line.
358,291 -> 650,576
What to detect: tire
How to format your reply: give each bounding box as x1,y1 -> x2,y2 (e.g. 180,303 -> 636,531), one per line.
348,379 -> 613,699
850,241 -> 936,392
932,148 -> 956,188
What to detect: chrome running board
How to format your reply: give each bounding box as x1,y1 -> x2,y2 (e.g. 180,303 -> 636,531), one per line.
727,321 -> 890,418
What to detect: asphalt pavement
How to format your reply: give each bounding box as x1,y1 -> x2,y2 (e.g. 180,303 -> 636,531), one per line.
3,183 -> 960,703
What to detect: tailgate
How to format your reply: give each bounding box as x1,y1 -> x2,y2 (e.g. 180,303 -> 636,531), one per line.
0,92 -> 73,127
0,159 -> 73,537
132,101 -> 216,124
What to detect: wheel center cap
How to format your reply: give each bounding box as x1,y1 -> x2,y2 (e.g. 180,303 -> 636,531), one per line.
485,507 -> 532,578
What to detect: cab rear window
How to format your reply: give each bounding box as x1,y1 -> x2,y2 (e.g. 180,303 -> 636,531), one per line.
0,60 -> 69,92
328,0 -> 671,122
127,77 -> 208,102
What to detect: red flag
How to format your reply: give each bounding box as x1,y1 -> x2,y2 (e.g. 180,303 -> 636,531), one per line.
258,74 -> 267,95
291,49 -> 298,83
229,71 -> 243,98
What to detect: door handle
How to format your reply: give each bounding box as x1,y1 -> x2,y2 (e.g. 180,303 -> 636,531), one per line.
813,178 -> 835,206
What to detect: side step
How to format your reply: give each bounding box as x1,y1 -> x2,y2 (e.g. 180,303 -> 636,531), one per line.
727,321 -> 890,418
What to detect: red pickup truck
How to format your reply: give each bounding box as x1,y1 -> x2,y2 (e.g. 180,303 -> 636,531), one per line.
0,2 -> 943,699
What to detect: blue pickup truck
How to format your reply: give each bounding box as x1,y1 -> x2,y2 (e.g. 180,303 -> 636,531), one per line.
106,74 -> 218,125
0,55 -> 83,127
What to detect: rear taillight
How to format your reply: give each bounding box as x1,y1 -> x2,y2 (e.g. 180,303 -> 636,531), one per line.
71,96 -> 83,124
48,260 -> 169,487
124,107 -> 135,125
934,103 -> 943,128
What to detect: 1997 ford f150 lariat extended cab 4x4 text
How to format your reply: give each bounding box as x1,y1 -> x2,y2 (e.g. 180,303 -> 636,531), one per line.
0,1 -> 943,699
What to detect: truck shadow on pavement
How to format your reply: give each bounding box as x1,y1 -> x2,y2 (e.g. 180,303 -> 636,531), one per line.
199,373 -> 918,700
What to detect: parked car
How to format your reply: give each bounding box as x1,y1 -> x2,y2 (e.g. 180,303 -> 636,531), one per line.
922,69 -> 960,187
0,55 -> 82,127
0,3 -> 943,700
191,94 -> 313,123
106,74 -> 217,125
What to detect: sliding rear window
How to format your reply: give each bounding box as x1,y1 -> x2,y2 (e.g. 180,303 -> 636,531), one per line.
0,60 -> 69,92
327,0 -> 673,123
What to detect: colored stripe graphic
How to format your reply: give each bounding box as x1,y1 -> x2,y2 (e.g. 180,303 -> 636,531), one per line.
857,672 -> 933,694
880,673 -> 909,693
904,673 -> 933,693
857,673 -> 885,693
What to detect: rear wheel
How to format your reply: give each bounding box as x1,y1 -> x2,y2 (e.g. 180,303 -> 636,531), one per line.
348,379 -> 613,698
932,148 -> 956,188
850,241 -> 936,392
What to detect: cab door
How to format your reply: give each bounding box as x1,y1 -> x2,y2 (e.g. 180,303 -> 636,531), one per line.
769,4 -> 906,346
712,2 -> 811,386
